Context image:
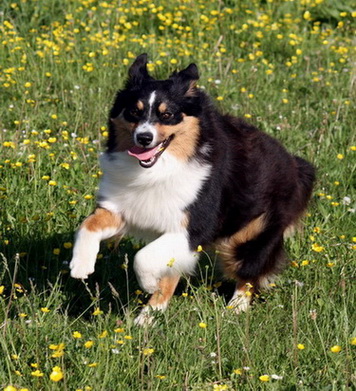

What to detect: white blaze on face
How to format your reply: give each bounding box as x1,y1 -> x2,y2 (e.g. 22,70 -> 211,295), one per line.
148,91 -> 156,119
134,90 -> 158,147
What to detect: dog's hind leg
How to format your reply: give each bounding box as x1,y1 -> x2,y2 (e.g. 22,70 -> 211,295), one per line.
70,207 -> 125,279
219,220 -> 286,313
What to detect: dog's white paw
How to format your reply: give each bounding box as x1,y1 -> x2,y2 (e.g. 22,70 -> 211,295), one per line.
227,291 -> 251,314
134,307 -> 155,327
69,258 -> 95,279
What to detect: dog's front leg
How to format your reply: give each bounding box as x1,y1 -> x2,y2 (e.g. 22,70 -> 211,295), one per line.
133,232 -> 198,325
70,207 -> 125,279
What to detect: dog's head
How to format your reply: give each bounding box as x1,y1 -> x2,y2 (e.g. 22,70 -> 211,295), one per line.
108,54 -> 202,167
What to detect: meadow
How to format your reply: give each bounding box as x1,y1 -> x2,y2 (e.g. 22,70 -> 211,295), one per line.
0,0 -> 355,389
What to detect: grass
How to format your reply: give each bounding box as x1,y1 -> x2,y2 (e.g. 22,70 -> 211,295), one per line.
0,0 -> 355,389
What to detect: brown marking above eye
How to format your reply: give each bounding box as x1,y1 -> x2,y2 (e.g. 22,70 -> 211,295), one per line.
137,100 -> 144,110
158,102 -> 167,113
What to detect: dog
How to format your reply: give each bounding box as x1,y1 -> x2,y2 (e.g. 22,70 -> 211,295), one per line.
70,53 -> 315,325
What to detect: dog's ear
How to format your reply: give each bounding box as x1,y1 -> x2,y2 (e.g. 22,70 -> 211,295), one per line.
126,53 -> 153,87
170,63 -> 199,96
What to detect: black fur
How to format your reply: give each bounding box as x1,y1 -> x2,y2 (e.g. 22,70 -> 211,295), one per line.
108,54 -> 315,288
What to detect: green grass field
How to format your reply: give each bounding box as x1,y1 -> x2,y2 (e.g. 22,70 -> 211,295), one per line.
0,0 -> 355,389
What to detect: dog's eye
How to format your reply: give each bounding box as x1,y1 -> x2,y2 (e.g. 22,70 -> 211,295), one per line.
160,112 -> 173,120
129,108 -> 141,117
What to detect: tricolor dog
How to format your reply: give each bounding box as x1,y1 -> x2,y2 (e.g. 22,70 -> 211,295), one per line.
70,54 -> 315,324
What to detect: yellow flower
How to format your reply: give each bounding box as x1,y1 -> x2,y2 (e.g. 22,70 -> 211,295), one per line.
350,337 -> 356,345
31,370 -> 44,377
114,328 -> 124,333
143,348 -> 155,355
312,243 -> 324,252
92,308 -> 103,316
330,345 -> 342,353
53,248 -> 60,255
98,330 -> 108,338
297,344 -> 305,350
4,386 -> 17,391
337,154 -> 344,160
259,375 -> 270,382
0,286 -> 4,294
88,363 -> 98,367
50,366 -> 64,382
199,322 -> 207,328
196,245 -> 203,252
63,242 -> 72,249
124,335 -> 133,340
41,307 -> 50,313
72,331 -> 82,339
84,340 -> 94,348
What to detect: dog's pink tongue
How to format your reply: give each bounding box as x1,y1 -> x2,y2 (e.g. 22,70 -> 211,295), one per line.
128,145 -> 159,161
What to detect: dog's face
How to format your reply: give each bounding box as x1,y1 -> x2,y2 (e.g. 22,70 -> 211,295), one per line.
109,54 -> 202,167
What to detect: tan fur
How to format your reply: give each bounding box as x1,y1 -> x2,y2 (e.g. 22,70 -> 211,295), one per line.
185,80 -> 198,97
158,102 -> 167,113
110,114 -> 136,152
83,207 -> 124,232
147,275 -> 180,308
217,214 -> 266,279
137,100 -> 144,110
155,115 -> 200,161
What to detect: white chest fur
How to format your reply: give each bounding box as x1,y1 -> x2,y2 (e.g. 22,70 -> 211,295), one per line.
98,151 -> 211,238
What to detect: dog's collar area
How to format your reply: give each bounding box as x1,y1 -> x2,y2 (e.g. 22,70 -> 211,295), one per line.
128,135 -> 174,168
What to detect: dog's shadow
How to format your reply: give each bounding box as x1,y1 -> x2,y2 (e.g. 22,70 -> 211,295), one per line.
1,233 -> 235,319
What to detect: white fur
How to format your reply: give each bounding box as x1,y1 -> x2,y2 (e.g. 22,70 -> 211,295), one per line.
133,232 -> 197,293
227,289 -> 252,314
70,226 -> 120,279
134,122 -> 158,147
148,91 -> 156,117
98,151 -> 211,239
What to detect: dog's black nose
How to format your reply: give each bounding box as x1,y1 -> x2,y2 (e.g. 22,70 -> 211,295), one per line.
136,132 -> 153,147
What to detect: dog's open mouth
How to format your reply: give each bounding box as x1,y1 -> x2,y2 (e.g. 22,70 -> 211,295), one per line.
128,136 -> 174,168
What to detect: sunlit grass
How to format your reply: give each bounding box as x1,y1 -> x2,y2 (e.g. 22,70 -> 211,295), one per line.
0,0 -> 355,389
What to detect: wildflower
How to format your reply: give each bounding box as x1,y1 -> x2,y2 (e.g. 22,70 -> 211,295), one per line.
337,154 -> 344,160
31,370 -> 44,377
297,344 -> 305,350
259,375 -> 270,382
41,307 -> 50,313
213,385 -> 228,390
88,363 -> 98,367
98,330 -> 108,338
0,286 -> 4,294
350,337 -> 356,345
48,180 -> 57,186
84,340 -> 94,348
199,322 -> 207,328
4,386 -> 17,391
143,348 -> 155,356
72,331 -> 82,339
166,258 -> 175,267
92,308 -> 103,316
114,328 -> 124,333
124,335 -> 133,340
330,345 -> 342,353
50,366 -> 64,382
53,248 -> 60,255
197,245 -> 203,252
233,368 -> 243,375
312,243 -> 324,252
